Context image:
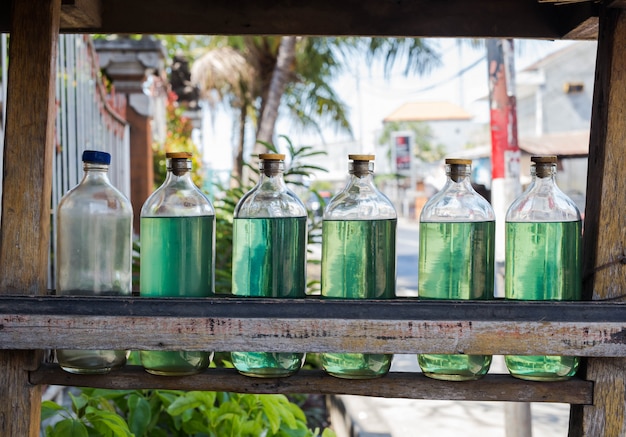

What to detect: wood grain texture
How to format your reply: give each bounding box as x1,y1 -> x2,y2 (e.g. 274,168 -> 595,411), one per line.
569,5 -> 626,437
0,0 -> 58,295
29,365 -> 593,404
0,0 -> 598,39
0,297 -> 624,356
0,2 -> 60,436
60,0 -> 101,28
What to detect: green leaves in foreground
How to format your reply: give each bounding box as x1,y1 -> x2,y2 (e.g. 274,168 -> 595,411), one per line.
42,389 -> 336,437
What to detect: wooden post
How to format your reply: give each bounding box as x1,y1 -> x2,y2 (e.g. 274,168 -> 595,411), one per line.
0,0 -> 60,435
569,4 -> 626,437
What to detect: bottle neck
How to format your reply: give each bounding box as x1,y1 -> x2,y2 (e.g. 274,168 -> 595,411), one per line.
532,163 -> 556,180
446,163 -> 472,186
258,160 -> 287,189
164,158 -> 193,184
82,162 -> 111,182
349,160 -> 374,180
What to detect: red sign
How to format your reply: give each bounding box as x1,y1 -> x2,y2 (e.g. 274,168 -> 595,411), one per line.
394,134 -> 411,172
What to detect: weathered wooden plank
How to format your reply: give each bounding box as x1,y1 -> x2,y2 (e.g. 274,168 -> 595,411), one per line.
0,0 -> 598,39
29,365 -> 594,404
563,16 -> 599,39
96,0 -> 590,39
60,0 -> 101,28
0,297 -> 624,356
569,5 -> 626,437
0,1 -> 60,436
2,295 -> 625,322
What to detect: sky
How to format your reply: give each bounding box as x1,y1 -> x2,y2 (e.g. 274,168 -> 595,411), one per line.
200,38 -> 576,174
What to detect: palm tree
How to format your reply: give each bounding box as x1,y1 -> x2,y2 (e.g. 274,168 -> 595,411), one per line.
190,45 -> 253,182
189,36 -> 442,185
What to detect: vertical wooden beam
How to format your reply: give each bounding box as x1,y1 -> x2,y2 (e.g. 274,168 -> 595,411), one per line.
0,0 -> 60,435
569,5 -> 626,437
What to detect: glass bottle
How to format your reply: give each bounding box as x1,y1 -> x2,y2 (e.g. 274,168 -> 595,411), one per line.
231,153 -> 307,377
505,155 -> 582,381
139,152 -> 215,376
56,150 -> 133,374
417,158 -> 495,381
320,154 -> 397,379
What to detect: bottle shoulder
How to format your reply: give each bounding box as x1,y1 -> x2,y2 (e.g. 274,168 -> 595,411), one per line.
58,180 -> 132,216
506,183 -> 581,222
420,183 -> 495,222
234,185 -> 307,218
141,180 -> 214,217
323,184 -> 397,220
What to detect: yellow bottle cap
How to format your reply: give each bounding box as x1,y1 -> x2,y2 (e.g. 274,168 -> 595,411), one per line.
166,152 -> 192,159
445,158 -> 472,165
259,153 -> 285,160
531,155 -> 557,164
349,154 -> 375,161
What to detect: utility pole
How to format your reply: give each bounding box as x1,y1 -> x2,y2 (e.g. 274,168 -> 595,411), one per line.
487,39 -> 529,437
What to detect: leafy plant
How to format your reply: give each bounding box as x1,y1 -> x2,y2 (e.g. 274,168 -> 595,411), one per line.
214,135 -> 327,295
44,136 -> 333,436
42,388 -> 335,437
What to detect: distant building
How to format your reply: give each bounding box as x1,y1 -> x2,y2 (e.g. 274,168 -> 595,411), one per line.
516,41 -> 597,212
383,100 -> 477,156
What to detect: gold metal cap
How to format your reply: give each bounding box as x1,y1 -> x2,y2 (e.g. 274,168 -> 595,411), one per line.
445,158 -> 472,165
259,153 -> 285,160
531,155 -> 557,164
348,154 -> 375,161
166,152 -> 192,159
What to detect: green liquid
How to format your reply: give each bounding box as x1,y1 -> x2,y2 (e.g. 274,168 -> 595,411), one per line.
321,219 -> 396,379
505,220 -> 582,381
139,216 -> 215,375
418,221 -> 495,380
231,217 -> 307,377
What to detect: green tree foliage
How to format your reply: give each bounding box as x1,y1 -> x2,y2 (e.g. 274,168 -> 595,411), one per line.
187,36 -> 441,183
152,91 -> 205,189
377,120 -> 447,164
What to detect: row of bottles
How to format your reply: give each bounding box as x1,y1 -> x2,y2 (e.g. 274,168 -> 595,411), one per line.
417,156 -> 581,382
55,151 -> 581,382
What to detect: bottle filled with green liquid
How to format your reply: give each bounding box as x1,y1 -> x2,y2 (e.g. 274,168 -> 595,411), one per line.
140,152 -> 215,376
505,155 -> 582,381
56,150 -> 133,374
321,154 -> 397,379
231,153 -> 307,377
418,158 -> 495,381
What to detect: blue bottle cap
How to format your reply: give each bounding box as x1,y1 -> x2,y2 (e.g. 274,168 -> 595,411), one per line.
82,150 -> 111,165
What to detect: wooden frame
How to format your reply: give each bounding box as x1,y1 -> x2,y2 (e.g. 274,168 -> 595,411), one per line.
1,0 -> 626,435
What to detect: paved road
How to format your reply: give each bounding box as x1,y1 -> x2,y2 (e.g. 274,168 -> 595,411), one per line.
396,217 -> 419,297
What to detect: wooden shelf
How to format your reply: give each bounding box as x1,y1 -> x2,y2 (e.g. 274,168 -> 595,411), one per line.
1,296 -> 624,356
30,365 -> 593,404
0,0 -> 600,39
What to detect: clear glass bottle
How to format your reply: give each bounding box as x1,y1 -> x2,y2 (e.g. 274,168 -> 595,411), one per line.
231,153 -> 307,377
139,152 -> 215,376
56,150 -> 133,374
321,154 -> 397,379
417,158 -> 495,381
505,155 -> 582,381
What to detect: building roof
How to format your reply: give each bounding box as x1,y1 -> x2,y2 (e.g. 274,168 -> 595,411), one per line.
383,101 -> 473,123
519,130 -> 589,157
